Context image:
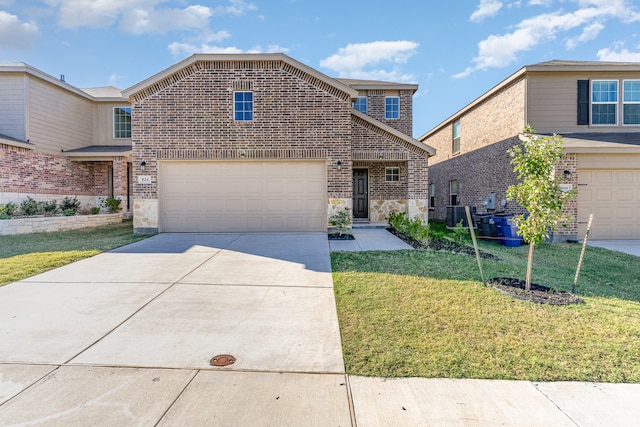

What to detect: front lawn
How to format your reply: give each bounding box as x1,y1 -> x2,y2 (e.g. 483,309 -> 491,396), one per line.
0,220 -> 148,286
332,232 -> 640,382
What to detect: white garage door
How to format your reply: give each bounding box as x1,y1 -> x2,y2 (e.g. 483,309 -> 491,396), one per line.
160,161 -> 326,232
577,169 -> 640,239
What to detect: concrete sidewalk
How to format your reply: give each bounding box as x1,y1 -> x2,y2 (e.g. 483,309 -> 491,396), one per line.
2,232 -> 640,426
588,239 -> 640,257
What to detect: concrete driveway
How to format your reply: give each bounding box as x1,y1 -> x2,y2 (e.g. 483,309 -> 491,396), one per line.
0,233 -> 351,425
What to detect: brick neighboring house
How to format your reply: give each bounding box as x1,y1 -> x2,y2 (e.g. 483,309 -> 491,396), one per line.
124,53 -> 434,234
420,60 -> 640,241
0,63 -> 133,211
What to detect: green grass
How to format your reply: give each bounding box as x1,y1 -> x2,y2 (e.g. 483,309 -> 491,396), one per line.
0,220 -> 148,286
332,228 -> 640,382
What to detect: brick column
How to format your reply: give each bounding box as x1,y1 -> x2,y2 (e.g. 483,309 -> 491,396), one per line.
112,156 -> 128,203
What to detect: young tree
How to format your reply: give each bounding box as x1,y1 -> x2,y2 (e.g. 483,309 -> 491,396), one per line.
506,126 -> 577,291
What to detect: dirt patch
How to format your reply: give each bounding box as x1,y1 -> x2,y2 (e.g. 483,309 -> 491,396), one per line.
489,277 -> 583,305
387,228 -> 499,260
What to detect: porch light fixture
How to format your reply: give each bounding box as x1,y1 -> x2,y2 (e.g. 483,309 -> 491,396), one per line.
140,161 -> 146,171
378,154 -> 383,160
563,170 -> 572,180
337,160 -> 342,170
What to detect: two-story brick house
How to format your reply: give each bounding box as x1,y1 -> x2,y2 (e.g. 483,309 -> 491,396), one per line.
0,63 -> 133,211
420,60 -> 640,240
124,53 -> 434,234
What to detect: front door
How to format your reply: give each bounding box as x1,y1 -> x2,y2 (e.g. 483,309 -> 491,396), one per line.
352,169 -> 368,219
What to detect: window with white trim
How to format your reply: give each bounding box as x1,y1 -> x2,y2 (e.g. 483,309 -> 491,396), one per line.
385,167 -> 400,182
623,80 -> 640,125
353,96 -> 367,114
429,183 -> 435,208
234,91 -> 253,121
452,120 -> 461,154
449,180 -> 458,205
385,96 -> 399,119
113,107 -> 131,139
591,80 -> 618,125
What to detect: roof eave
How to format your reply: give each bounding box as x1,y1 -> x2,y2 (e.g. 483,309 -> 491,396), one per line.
352,109 -> 436,156
418,67 -> 528,141
0,136 -> 33,150
1,63 -> 96,101
123,53 -> 359,100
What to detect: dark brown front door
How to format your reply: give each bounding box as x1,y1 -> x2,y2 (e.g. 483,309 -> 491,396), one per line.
353,169 -> 368,219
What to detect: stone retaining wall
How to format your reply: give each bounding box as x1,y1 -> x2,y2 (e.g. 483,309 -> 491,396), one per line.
0,213 -> 123,236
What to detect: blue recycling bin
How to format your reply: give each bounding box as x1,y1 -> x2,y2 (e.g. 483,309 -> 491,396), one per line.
494,214 -> 508,245
501,216 -> 524,247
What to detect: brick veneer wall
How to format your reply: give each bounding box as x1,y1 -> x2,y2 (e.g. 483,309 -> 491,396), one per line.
1,143 -> 109,196
428,137 -> 523,221
426,77 -> 526,167
351,117 -> 428,200
554,153 -> 578,239
366,90 -> 414,136
131,60 -> 353,202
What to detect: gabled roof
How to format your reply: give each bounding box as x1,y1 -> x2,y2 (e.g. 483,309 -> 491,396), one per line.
419,59 -> 640,141
123,53 -> 359,101
352,110 -> 436,156
0,62 -> 126,102
337,78 -> 418,93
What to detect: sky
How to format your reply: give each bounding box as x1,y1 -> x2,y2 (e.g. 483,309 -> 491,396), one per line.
2,0 -> 640,137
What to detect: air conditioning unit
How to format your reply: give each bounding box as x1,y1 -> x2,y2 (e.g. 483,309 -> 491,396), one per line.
446,205 -> 475,228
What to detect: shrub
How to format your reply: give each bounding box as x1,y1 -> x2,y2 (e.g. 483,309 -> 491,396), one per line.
20,196 -> 41,216
388,211 -> 434,246
91,206 -> 100,215
102,196 -> 122,213
3,202 -> 17,218
60,196 -> 81,214
329,207 -> 352,236
63,208 -> 76,216
452,219 -> 469,245
42,200 -> 58,216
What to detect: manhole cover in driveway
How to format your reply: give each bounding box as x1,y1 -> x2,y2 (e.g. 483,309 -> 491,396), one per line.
210,354 -> 236,367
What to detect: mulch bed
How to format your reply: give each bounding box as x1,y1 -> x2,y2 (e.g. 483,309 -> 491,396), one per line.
488,277 -> 583,305
387,228 -> 499,260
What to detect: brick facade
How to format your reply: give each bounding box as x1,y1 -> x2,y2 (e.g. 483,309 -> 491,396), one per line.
1,143 -> 108,197
129,56 -> 431,232
366,89 -> 414,136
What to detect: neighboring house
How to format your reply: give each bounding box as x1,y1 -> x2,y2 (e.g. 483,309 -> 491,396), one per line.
123,53 -> 434,234
0,63 -> 133,211
420,60 -> 640,240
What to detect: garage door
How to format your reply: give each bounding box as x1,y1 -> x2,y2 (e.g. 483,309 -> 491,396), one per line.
577,169 -> 640,239
160,161 -> 326,232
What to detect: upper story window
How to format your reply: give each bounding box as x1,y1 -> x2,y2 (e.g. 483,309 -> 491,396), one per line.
113,107 -> 131,139
234,91 -> 253,121
623,80 -> 640,125
452,120 -> 461,154
353,96 -> 367,114
385,96 -> 399,119
591,80 -> 618,126
385,167 -> 400,182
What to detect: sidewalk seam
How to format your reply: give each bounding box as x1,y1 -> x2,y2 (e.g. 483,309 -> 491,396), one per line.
533,382 -> 581,426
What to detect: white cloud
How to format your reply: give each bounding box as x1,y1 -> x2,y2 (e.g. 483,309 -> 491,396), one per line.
319,41 -> 419,77
168,41 -> 287,57
45,0 -> 255,34
121,5 -> 212,34
0,11 -> 39,50
108,73 -> 127,85
456,0 -> 640,78
566,21 -> 604,49
597,44 -> 640,61
470,0 -> 503,22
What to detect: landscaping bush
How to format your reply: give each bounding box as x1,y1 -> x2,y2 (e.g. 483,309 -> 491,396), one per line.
102,196 -> 122,213
60,196 -> 81,215
387,212 -> 433,246
42,200 -> 58,216
20,196 -> 42,216
329,207 -> 352,236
